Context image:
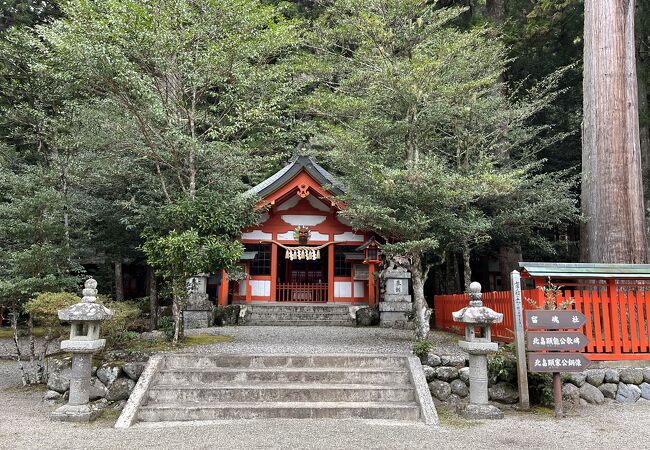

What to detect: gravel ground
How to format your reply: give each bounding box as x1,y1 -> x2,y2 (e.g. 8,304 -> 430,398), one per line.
2,357 -> 650,450
3,327 -> 649,449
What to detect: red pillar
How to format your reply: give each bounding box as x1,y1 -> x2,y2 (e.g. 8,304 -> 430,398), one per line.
245,262 -> 252,304
368,263 -> 376,306
270,243 -> 278,301
218,269 -> 229,306
328,244 -> 335,302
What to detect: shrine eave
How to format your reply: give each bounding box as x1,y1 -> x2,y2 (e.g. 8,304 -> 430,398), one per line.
248,155 -> 345,199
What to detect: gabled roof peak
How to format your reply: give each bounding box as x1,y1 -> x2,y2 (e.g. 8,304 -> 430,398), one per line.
249,154 -> 345,199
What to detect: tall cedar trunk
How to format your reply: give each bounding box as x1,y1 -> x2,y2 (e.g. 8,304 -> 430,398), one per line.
148,266 -> 158,330
581,0 -> 647,263
462,246 -> 472,291
499,245 -> 522,291
114,259 -> 124,301
638,51 -> 650,253
409,254 -> 431,341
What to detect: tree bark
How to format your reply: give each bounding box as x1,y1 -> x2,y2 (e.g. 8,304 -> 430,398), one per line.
486,0 -> 505,22
114,259 -> 124,301
148,266 -> 158,331
498,245 -> 522,291
581,0 -> 647,263
638,38 -> 650,254
409,254 -> 432,341
462,245 -> 472,291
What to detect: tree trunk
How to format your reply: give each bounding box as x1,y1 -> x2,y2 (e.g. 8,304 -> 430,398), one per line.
499,245 -> 522,291
462,245 -> 472,291
172,292 -> 182,346
10,311 -> 28,386
486,0 -> 505,22
638,45 -> 650,254
114,259 -> 124,301
409,254 -> 432,341
148,266 -> 158,331
581,0 -> 647,263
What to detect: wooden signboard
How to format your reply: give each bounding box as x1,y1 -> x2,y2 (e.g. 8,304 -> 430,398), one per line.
525,310 -> 587,329
524,308 -> 591,418
527,331 -> 589,352
527,353 -> 592,372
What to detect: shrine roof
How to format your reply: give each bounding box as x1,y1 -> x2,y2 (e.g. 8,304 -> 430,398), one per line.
248,155 -> 345,199
519,262 -> 650,279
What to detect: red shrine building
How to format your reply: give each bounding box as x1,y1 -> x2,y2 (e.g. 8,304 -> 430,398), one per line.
216,155 -> 380,306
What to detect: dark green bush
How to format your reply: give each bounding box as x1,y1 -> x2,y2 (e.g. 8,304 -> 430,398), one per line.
159,316 -> 175,341
412,340 -> 433,356
488,344 -> 553,406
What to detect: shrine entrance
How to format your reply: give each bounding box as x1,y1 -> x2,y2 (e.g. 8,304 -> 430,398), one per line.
276,247 -> 329,302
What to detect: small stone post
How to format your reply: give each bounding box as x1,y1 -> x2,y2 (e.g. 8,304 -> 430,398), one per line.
452,282 -> 504,419
183,273 -> 212,329
51,278 -> 113,422
379,267 -> 413,328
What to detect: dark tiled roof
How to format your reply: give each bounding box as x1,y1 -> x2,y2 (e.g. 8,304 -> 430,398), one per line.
248,155 -> 345,198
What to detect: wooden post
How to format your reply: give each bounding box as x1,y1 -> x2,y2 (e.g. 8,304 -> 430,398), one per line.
351,265 -> 355,305
270,243 -> 278,301
553,372 -> 563,418
245,262 -> 252,304
511,270 -> 530,410
218,269 -> 229,306
328,244 -> 335,302
368,263 -> 376,307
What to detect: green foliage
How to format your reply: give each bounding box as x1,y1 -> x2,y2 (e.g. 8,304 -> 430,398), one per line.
412,340 -> 433,356
488,344 -> 553,406
23,292 -> 78,338
159,316 -> 175,342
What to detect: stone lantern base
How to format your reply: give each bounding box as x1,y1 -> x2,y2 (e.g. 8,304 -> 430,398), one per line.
51,404 -> 101,423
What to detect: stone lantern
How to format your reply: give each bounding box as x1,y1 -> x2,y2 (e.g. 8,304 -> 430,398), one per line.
52,278 -> 113,422
452,282 -> 504,420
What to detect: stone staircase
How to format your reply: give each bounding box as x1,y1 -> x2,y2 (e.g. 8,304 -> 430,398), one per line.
116,354 -> 437,427
242,303 -> 354,326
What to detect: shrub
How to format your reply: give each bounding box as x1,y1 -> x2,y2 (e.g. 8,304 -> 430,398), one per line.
488,344 -> 553,406
24,292 -> 79,338
159,315 -> 175,341
412,339 -> 433,356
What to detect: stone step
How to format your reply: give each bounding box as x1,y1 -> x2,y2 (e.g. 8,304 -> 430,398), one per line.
138,401 -> 421,422
147,383 -> 415,403
247,304 -> 350,312
248,312 -> 351,321
156,367 -> 412,385
245,319 -> 354,327
164,354 -> 409,370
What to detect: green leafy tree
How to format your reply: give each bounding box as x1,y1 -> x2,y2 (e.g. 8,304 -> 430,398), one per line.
306,0 -> 578,338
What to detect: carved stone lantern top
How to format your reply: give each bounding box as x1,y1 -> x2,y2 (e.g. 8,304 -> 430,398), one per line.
58,278 -> 114,322
452,282 -> 504,325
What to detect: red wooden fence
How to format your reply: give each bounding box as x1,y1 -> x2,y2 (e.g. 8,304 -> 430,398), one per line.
433,288 -> 650,361
276,283 -> 328,303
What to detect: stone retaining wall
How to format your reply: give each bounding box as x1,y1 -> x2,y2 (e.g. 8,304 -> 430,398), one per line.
44,352 -> 149,412
561,368 -> 650,405
419,350 -> 650,408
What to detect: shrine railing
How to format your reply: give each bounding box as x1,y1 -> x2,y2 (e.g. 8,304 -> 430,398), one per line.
433,288 -> 650,361
277,283 -> 328,303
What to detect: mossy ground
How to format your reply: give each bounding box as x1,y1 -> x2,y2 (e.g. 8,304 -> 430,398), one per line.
0,327 -> 46,339
120,334 -> 234,352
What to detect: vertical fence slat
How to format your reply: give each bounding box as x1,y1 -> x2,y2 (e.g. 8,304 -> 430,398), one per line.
601,289 -> 613,353
592,290 -> 604,353
627,291 -> 639,353
610,290 -> 623,356
636,291 -> 650,353
621,291 -> 631,353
